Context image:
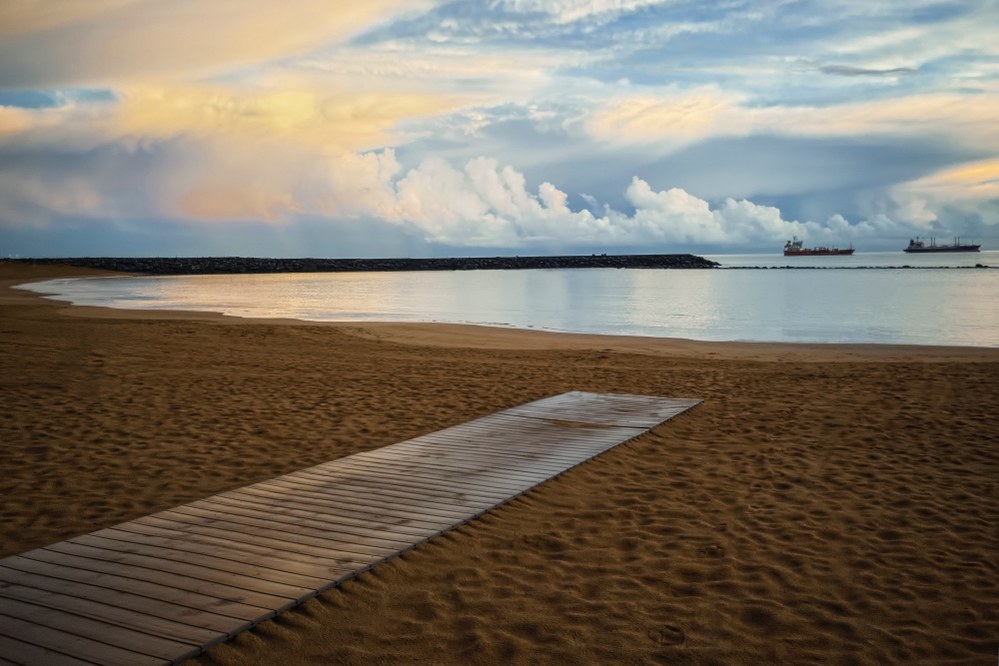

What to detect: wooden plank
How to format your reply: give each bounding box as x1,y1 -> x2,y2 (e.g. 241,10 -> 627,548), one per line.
402,436 -> 613,462
332,457 -> 552,492
0,556 -> 267,622
83,530 -> 331,589
365,438 -> 606,470
113,521 -> 355,579
270,461 -> 536,496
0,610 -> 170,666
44,541 -> 307,602
337,452 -> 549,486
0,391 -> 700,665
194,495 -> 420,546
355,438 -> 576,469
314,458 -> 532,495
504,392 -> 700,427
138,513 -> 380,568
41,541 -> 306,604
167,505 -> 408,557
253,474 -> 478,520
17,550 -> 291,614
392,427 -> 618,455
284,469 -> 497,511
417,413 -> 641,442
183,498 -> 418,550
0,634 -> 94,666
440,420 -> 644,444
162,487 -> 446,544
0,565 -> 244,636
344,445 -> 555,477
0,586 -> 215,649
217,489 -> 435,539
422,422 -> 641,451
254,477 -> 481,521
227,486 -> 454,534
290,466 -> 505,504
239,479 -> 464,526
395,426 -> 609,455
372,442 -> 586,473
68,535 -> 324,593
303,460 -> 521,500
145,509 -> 403,570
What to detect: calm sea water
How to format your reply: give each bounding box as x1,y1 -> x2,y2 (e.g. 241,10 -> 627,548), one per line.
19,252 -> 999,347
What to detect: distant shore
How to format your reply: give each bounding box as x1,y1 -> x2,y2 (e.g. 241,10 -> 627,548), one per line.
1,253 -> 719,275
5,254 -> 993,275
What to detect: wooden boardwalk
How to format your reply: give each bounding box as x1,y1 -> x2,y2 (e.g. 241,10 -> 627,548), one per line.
0,391 -> 699,665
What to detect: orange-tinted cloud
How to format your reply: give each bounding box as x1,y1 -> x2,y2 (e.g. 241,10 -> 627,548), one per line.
0,0 -> 141,35
0,0 -> 434,87
585,87 -> 739,146
109,86 -> 461,151
907,159 -> 999,198
0,82 -> 467,224
587,91 -> 999,151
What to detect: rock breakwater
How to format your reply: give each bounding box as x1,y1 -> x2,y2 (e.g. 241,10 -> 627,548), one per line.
7,254 -> 719,274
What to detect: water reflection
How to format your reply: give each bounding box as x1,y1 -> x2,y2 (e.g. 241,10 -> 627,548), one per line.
20,266 -> 999,347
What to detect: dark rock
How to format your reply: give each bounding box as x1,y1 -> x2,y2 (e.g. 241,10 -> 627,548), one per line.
4,254 -> 721,275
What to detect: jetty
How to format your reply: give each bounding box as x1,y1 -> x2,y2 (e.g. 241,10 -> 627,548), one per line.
3,254 -> 719,275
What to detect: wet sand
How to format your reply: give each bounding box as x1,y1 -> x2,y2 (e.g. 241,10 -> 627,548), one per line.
2,263 -> 997,664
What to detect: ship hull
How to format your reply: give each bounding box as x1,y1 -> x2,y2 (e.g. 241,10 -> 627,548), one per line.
784,248 -> 855,256
904,245 -> 980,253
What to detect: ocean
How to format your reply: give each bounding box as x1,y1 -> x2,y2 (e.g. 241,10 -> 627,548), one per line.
18,252 -> 999,347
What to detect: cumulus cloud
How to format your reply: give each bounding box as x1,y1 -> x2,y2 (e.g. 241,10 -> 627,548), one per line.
0,84 -> 464,226
373,158 -> 843,249
881,158 -> 999,230
0,109 -> 868,251
3,81 -> 991,252
1,81 -> 964,251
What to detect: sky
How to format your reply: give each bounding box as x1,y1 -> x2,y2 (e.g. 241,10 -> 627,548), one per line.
1,0 -> 997,257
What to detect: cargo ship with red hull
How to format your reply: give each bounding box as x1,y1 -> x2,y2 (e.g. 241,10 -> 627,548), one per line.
783,236 -> 855,256
904,237 -> 980,253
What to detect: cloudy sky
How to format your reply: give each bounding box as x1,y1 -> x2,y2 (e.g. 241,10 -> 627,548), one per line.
1,0 -> 997,257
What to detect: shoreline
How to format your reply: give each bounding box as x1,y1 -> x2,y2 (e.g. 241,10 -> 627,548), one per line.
2,262 -> 997,665
11,267 -> 998,362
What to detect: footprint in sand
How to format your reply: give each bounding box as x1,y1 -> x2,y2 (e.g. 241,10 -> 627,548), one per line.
697,543 -> 726,558
648,624 -> 685,646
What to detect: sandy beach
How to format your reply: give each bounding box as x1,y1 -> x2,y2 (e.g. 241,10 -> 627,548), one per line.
1,263 -> 997,665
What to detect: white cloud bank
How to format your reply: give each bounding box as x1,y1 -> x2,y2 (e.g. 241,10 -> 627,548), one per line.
497,0 -> 668,24
0,132 -> 893,251
2,78 -> 983,253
